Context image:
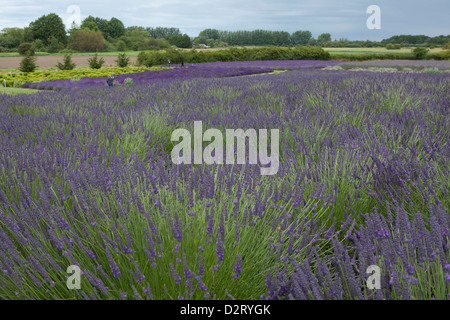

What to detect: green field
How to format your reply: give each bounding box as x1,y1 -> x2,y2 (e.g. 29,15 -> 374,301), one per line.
0,52 -> 52,57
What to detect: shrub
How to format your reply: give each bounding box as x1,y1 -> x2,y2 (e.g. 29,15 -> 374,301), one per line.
116,53 -> 130,68
412,47 -> 429,60
33,39 -> 45,52
420,67 -> 440,74
13,80 -> 25,88
116,40 -> 127,51
70,76 -> 82,82
70,30 -> 105,52
18,42 -> 35,56
56,54 -> 76,70
54,85 -> 62,91
46,36 -> 63,53
19,52 -> 37,73
386,43 -> 401,50
37,84 -> 45,90
104,40 -> 117,52
124,77 -> 133,86
88,53 -> 105,69
29,84 -> 37,89
437,50 -> 450,60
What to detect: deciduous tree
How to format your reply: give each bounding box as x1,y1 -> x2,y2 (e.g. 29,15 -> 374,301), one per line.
29,13 -> 67,45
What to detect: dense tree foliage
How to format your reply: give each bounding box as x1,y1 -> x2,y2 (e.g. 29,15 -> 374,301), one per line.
46,36 -> 64,53
29,13 -> 67,45
199,29 -> 220,40
317,33 -> 331,45
81,16 -> 125,39
412,47 -> 429,59
18,42 -> 34,56
211,30 -> 293,46
382,34 -> 450,46
147,27 -> 182,39
168,34 -> 192,48
116,27 -> 171,51
291,30 -> 312,45
70,30 -> 106,52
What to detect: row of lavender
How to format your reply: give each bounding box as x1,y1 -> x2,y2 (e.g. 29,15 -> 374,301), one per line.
20,60 -> 346,90
0,67 -> 449,299
21,65 -> 274,90
184,60 -> 344,69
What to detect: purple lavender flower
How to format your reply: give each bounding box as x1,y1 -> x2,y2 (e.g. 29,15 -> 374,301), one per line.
233,253 -> 242,279
169,263 -> 181,285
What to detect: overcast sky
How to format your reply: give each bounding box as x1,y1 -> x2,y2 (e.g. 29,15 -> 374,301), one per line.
1,0 -> 449,40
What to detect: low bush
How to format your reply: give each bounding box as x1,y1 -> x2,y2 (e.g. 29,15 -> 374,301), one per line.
426,51 -> 450,60
18,42 -> 35,56
412,47 -> 429,60
56,54 -> 76,70
124,77 -> 133,86
19,53 -> 37,73
116,53 -> 130,68
386,43 -> 402,50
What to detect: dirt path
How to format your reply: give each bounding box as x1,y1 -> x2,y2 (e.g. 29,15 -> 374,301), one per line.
0,55 -> 138,70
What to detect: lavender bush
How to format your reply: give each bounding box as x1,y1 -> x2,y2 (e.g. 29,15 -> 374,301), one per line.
1,65 -> 449,300
264,203 -> 450,300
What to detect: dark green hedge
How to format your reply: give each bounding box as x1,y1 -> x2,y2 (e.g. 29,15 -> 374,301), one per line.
137,46 -> 330,66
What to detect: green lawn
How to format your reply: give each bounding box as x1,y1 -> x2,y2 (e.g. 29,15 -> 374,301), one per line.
0,87 -> 39,95
0,52 -> 51,57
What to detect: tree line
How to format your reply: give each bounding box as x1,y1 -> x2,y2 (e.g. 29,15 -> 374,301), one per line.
0,13 -> 193,54
0,13 -> 449,55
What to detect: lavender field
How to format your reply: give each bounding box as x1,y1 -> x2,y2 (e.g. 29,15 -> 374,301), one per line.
22,64 -> 275,90
0,61 -> 449,300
